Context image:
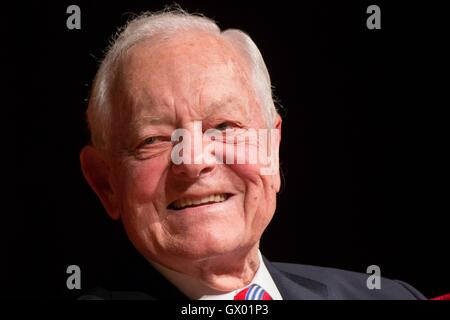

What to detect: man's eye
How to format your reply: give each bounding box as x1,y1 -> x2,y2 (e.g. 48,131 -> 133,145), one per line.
143,136 -> 163,145
215,122 -> 234,131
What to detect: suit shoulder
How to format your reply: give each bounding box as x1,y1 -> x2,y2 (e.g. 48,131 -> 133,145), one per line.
271,262 -> 425,300
78,287 -> 154,300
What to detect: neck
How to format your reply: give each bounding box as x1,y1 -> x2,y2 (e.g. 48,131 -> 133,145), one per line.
193,245 -> 261,291
152,244 -> 261,293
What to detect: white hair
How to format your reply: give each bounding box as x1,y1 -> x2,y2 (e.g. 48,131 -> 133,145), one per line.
87,8 -> 278,151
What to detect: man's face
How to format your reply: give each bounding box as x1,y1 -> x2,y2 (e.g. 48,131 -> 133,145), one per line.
105,32 -> 281,269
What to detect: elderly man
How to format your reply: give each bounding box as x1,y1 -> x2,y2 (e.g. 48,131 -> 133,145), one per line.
80,9 -> 425,300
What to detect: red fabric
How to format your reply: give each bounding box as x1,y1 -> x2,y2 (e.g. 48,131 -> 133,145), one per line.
234,288 -> 249,300
430,293 -> 450,300
261,291 -> 272,300
233,285 -> 272,300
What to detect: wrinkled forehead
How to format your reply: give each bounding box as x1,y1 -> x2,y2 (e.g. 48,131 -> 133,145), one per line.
111,31 -> 257,123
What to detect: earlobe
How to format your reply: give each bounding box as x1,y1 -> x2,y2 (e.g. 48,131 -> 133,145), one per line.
80,145 -> 121,220
274,115 -> 282,134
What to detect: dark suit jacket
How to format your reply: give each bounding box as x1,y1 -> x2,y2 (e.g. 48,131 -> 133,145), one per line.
79,253 -> 425,300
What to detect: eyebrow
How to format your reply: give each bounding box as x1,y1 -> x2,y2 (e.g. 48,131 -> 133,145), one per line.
129,95 -> 248,129
134,115 -> 168,125
128,114 -> 173,133
204,96 -> 248,118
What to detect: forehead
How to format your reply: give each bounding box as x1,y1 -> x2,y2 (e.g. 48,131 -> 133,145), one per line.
115,31 -> 259,122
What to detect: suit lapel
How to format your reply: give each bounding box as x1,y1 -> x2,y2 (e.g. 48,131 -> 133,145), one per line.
263,257 -> 328,300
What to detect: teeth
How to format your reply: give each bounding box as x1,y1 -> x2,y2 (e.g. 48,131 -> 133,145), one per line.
172,194 -> 226,209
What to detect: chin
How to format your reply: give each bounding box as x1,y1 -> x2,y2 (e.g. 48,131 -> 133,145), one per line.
169,230 -> 247,260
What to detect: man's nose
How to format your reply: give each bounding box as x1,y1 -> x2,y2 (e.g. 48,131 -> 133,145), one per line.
171,135 -> 217,179
171,161 -> 215,178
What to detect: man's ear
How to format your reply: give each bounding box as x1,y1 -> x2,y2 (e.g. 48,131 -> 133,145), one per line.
274,114 -> 282,135
80,145 -> 120,220
273,115 -> 282,193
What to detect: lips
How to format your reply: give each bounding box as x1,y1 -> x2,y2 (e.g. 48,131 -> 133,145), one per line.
168,193 -> 231,210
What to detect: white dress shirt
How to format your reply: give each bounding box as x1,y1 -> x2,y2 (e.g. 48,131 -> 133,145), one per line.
149,250 -> 283,300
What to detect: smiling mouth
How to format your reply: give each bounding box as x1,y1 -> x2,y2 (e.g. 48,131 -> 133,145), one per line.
168,193 -> 231,210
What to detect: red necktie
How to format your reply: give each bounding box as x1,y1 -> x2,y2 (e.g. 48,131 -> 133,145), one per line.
430,293 -> 450,300
234,284 -> 272,300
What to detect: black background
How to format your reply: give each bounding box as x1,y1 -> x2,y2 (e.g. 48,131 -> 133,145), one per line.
8,0 -> 448,299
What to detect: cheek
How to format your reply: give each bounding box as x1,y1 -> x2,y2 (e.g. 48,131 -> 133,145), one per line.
113,159 -> 170,256
117,159 -> 168,206
228,163 -> 276,244
227,129 -> 279,217
229,162 -> 277,215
